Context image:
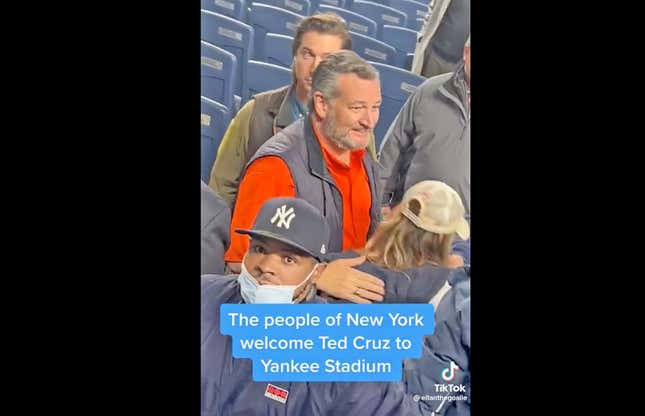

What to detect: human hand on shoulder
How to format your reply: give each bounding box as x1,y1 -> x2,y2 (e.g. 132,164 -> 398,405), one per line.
317,256 -> 385,304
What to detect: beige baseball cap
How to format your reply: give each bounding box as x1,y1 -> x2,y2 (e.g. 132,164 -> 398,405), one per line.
400,181 -> 470,240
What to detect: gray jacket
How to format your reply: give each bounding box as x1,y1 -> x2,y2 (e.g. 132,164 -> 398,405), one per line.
246,117 -> 382,254
378,64 -> 470,217
201,181 -> 231,275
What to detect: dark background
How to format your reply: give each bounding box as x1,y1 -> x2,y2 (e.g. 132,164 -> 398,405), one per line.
3,1 -> 633,413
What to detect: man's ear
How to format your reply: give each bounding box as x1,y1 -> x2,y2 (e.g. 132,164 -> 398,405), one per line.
310,263 -> 327,285
312,91 -> 328,119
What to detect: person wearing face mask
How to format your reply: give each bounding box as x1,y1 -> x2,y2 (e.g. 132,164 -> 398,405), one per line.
202,197 -> 439,415
235,198 -> 328,306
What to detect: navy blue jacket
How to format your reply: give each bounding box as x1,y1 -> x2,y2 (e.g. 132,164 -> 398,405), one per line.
201,274 -> 437,416
403,269 -> 470,415
323,251 -> 455,303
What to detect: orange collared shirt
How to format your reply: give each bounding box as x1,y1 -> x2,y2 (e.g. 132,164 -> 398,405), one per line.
225,156 -> 295,263
312,122 -> 372,252
225,122 -> 372,263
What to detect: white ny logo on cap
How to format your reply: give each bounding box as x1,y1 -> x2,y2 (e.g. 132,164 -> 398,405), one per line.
270,205 -> 296,229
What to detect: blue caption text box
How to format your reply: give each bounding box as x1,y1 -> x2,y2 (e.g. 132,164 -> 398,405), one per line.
220,303 -> 434,381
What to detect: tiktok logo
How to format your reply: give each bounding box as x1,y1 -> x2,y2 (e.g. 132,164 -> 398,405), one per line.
441,361 -> 459,382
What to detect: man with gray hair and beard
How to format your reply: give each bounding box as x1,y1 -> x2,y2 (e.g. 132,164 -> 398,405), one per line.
225,51 -> 384,301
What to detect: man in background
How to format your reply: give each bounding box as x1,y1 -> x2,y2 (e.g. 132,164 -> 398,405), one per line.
411,0 -> 470,78
208,14 -> 377,207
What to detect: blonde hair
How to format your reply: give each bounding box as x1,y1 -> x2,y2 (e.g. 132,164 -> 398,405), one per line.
363,202 -> 454,271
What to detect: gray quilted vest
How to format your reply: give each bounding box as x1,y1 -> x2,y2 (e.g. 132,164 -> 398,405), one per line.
245,118 -> 381,253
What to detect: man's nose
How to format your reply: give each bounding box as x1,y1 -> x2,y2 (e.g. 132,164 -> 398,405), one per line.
360,109 -> 377,129
254,254 -> 280,282
310,55 -> 322,73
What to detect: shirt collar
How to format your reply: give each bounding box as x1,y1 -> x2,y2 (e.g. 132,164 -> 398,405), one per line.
288,87 -> 308,121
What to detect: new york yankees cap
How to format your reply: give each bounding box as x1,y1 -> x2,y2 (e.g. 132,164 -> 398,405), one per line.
235,197 -> 331,260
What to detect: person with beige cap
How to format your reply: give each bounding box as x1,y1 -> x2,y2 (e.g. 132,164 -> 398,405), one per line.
316,180 -> 469,304
367,180 -> 469,268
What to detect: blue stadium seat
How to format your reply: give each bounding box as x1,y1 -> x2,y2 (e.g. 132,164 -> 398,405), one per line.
410,17 -> 424,32
256,0 -> 311,15
369,62 -> 425,148
248,3 -> 304,60
355,0 -> 386,5
201,0 -> 248,21
242,60 -> 293,104
350,31 -> 397,66
201,10 -> 254,98
351,0 -> 407,38
201,41 -> 237,110
381,25 -> 417,68
201,97 -> 232,182
317,4 -> 377,38
315,0 -> 348,8
406,52 -> 414,70
260,33 -> 294,68
385,0 -> 427,30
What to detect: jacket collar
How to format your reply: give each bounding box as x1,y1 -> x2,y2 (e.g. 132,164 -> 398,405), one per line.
301,116 -> 378,236
448,266 -> 470,287
439,62 -> 469,122
304,116 -> 332,182
272,84 -> 299,132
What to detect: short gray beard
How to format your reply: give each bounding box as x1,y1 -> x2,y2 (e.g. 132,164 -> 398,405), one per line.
321,114 -> 367,151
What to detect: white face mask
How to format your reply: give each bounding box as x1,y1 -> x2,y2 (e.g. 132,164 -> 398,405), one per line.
238,256 -> 319,304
